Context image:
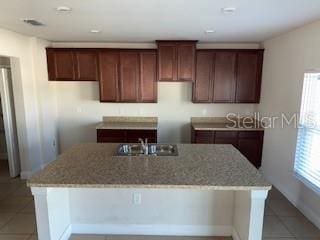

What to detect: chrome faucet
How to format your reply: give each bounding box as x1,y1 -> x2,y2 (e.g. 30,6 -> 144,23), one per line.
138,138 -> 148,155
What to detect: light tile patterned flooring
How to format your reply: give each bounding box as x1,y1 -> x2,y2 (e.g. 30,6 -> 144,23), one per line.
0,161 -> 319,240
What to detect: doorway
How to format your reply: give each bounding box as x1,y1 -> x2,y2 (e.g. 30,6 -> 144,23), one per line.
0,56 -> 20,177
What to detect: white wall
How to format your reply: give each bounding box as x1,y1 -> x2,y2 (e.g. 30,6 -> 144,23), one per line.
30,38 -> 58,167
0,28 -> 57,177
52,42 -> 259,152
70,189 -> 233,227
259,20 -> 320,227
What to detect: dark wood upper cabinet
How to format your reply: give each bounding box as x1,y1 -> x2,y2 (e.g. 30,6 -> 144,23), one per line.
99,49 -> 157,103
119,52 -> 140,102
140,51 -> 157,102
74,50 -> 99,81
192,49 -> 264,103
235,51 -> 263,103
157,41 -> 197,81
47,48 -> 75,80
47,46 -> 263,104
99,51 -> 119,102
213,51 -> 237,103
46,48 -> 98,81
193,51 -> 214,103
157,42 -> 176,81
177,42 -> 196,81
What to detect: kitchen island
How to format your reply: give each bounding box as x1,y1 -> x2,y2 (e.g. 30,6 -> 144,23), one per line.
28,143 -> 271,240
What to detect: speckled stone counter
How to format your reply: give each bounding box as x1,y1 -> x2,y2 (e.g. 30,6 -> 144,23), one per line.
191,117 -> 264,131
28,143 -> 270,190
96,116 -> 158,130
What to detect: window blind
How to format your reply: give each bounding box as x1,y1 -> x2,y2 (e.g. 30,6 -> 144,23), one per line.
294,72 -> 320,194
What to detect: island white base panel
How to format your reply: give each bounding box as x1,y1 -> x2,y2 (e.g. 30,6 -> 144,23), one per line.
31,188 -> 268,240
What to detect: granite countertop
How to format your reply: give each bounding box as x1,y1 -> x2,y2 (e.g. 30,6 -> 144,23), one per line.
28,143 -> 271,190
191,117 -> 264,131
96,116 -> 158,130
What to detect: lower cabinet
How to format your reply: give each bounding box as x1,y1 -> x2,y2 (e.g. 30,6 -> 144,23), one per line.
191,129 -> 264,168
97,129 -> 157,143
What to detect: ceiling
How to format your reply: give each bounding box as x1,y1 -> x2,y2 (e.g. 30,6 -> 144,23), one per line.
0,0 -> 320,43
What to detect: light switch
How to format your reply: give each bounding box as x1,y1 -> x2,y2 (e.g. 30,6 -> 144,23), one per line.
133,193 -> 142,205
76,107 -> 82,113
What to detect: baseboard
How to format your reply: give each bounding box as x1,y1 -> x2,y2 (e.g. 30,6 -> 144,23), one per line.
264,174 -> 320,229
60,225 -> 72,240
20,166 -> 42,179
20,171 -> 33,179
71,224 -> 232,236
20,162 -> 51,179
232,228 -> 241,240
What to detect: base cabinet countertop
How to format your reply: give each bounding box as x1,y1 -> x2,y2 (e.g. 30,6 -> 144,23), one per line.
28,143 -> 269,189
96,116 -> 158,143
191,117 -> 264,168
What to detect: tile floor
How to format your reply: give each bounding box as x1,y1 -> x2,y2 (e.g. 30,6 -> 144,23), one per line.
0,161 -> 319,240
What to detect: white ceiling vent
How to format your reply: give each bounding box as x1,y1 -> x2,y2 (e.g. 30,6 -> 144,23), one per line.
21,18 -> 45,26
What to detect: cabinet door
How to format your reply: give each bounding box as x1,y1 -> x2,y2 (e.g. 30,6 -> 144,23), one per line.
213,51 -> 236,103
237,131 -> 264,168
140,51 -> 157,102
193,51 -> 213,103
157,43 -> 177,81
74,50 -> 99,81
99,51 -> 119,102
193,130 -> 214,144
97,129 -> 127,143
47,49 -> 75,80
127,130 -> 157,143
119,52 -> 140,102
177,43 -> 196,81
214,131 -> 238,147
235,51 -> 263,103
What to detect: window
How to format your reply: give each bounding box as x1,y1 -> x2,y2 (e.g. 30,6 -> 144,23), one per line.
294,72 -> 320,194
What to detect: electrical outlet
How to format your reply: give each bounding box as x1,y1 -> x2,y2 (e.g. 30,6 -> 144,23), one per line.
76,107 -> 82,113
202,109 -> 207,116
133,193 -> 142,205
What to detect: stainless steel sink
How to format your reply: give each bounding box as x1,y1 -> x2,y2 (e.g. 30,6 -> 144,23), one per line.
117,144 -> 178,156
148,144 -> 178,156
117,144 -> 145,156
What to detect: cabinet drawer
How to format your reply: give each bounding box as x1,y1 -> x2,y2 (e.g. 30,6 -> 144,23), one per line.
214,131 -> 238,139
97,129 -> 127,143
194,130 -> 214,143
238,131 -> 262,139
126,130 -> 157,143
